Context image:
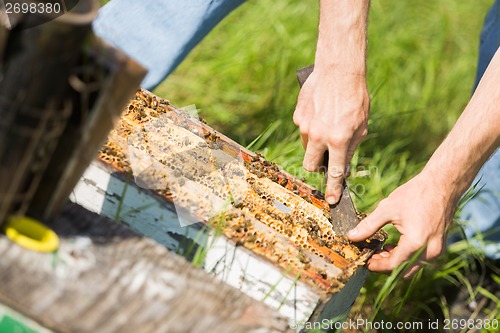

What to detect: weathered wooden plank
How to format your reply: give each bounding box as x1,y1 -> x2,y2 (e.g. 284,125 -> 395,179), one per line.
0,203 -> 290,333
71,89 -> 386,326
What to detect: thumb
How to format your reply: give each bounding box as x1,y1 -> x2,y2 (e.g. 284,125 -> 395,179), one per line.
347,203 -> 390,241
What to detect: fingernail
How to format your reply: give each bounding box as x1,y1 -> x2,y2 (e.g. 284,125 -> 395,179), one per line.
379,251 -> 390,258
327,196 -> 336,205
347,228 -> 357,237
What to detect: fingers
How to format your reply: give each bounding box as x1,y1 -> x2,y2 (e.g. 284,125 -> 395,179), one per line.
324,145 -> 348,204
346,201 -> 427,274
294,74 -> 368,205
347,201 -> 392,241
403,263 -> 423,279
303,139 -> 327,172
300,133 -> 308,150
425,238 -> 444,260
366,237 -> 419,273
294,93 -> 311,152
294,115 -> 309,151
325,125 -> 367,204
370,244 -> 395,263
366,235 -> 435,276
349,174 -> 449,276
400,240 -> 443,278
401,239 -> 442,278
346,126 -> 367,166
359,215 -> 445,276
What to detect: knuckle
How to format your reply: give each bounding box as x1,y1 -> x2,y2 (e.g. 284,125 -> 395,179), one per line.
378,198 -> 391,210
293,112 -> 301,126
427,250 -> 441,260
298,125 -> 309,136
327,166 -> 345,179
308,131 -> 323,144
328,133 -> 349,147
408,238 -> 426,251
387,257 -> 401,271
358,218 -> 371,231
427,242 -> 443,259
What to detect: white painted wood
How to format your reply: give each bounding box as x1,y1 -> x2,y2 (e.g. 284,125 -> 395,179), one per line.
70,161 -> 205,252
204,235 -> 322,325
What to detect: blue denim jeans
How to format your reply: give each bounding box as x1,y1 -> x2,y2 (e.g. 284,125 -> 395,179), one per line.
457,0 -> 500,260
94,0 -> 500,259
93,0 -> 247,90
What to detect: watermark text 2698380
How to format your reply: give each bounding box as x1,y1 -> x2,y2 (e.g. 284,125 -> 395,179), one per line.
4,1 -> 64,15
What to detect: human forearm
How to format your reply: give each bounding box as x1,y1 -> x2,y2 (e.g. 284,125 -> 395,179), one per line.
423,48 -> 500,204
315,0 -> 370,74
346,49 -> 500,277
294,0 -> 370,204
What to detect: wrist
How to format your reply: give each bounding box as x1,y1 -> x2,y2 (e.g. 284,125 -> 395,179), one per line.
314,36 -> 367,76
315,0 -> 369,75
420,162 -> 462,205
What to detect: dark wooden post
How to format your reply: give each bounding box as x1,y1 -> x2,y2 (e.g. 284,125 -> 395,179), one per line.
0,0 -> 147,222
0,0 -> 98,224
28,36 -> 147,218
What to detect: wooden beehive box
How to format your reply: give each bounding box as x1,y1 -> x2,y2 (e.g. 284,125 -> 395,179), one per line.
72,89 -> 385,328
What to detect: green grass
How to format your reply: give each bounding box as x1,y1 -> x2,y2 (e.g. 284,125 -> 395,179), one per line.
157,0 -> 486,155
155,0 -> 491,214
152,0 -> 499,330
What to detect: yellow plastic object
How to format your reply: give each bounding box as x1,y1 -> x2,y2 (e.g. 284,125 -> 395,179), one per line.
3,216 -> 59,252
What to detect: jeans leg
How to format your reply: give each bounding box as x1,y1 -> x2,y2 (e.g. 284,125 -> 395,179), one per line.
473,0 -> 500,90
93,0 -> 247,90
457,0 -> 500,260
458,150 -> 500,260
